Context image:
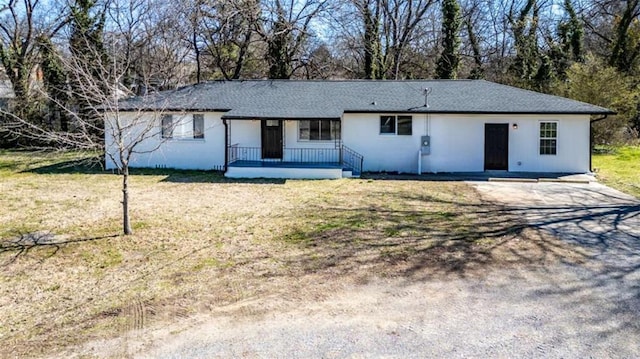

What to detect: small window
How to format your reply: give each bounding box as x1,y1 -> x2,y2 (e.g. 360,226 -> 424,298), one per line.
193,114 -> 204,139
299,120 -> 340,141
380,115 -> 412,135
161,114 -> 173,139
397,116 -> 412,135
266,119 -> 280,127
380,116 -> 396,134
539,122 -> 557,155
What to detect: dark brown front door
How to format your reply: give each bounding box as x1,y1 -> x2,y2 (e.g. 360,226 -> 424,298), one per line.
484,124 -> 509,170
261,119 -> 283,159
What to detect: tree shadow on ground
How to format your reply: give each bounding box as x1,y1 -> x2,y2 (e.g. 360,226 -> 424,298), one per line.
24,159 -> 104,174
271,190 -> 640,346
0,231 -> 118,266
23,160 -> 287,184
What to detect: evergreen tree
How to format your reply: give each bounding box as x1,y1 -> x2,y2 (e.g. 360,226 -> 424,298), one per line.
68,0 -> 108,139
465,16 -> 483,79
266,6 -> 293,79
362,1 -> 384,79
509,0 -> 539,86
435,0 -> 461,79
38,36 -> 69,131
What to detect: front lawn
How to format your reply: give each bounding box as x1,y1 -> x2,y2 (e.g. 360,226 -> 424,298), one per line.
593,146 -> 640,198
0,150 -> 575,358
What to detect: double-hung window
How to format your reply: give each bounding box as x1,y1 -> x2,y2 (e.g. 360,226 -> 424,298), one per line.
299,120 -> 340,141
539,122 -> 557,155
161,114 -> 205,140
380,115 -> 412,135
193,114 -> 204,139
161,114 -> 173,139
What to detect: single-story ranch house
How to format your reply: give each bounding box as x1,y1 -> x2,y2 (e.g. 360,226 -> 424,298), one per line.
105,80 -> 613,179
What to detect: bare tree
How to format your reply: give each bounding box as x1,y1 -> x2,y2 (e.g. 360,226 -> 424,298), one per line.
332,0 -> 438,79
1,28 -> 179,235
108,0 -> 193,92
0,0 -> 66,120
256,0 -> 329,79
201,0 -> 261,80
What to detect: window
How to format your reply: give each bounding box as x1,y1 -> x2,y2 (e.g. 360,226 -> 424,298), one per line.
161,114 -> 205,140
299,120 -> 340,141
380,115 -> 412,135
161,114 -> 173,139
397,116 -> 412,135
193,114 -> 204,139
539,122 -> 557,155
380,116 -> 395,134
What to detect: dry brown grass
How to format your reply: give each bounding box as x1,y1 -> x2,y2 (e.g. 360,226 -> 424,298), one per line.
0,151 -> 584,358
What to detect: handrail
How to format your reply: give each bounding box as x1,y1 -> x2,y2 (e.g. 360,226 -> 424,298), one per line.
227,146 -> 340,164
226,144 -> 364,176
228,143 -> 240,163
341,145 -> 364,174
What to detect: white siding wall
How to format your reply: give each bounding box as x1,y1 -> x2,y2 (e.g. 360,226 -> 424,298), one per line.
105,112 -> 591,174
229,120 -> 261,147
341,113 -> 427,173
105,112 -> 226,170
342,113 -> 591,173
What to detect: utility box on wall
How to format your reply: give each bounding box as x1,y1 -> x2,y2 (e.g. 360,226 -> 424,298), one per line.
421,135 -> 431,155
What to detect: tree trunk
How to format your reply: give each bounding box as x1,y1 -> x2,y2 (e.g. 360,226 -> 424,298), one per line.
193,29 -> 201,84
122,166 -> 132,235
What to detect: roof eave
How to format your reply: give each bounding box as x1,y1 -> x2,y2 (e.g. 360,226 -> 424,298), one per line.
343,109 -> 616,115
221,115 -> 341,120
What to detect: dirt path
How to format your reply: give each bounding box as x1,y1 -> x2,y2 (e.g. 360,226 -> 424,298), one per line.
126,263 -> 637,358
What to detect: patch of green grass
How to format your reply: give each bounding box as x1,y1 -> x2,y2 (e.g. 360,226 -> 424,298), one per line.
281,229 -> 311,244
436,211 -> 456,220
383,226 -> 401,237
593,146 -> 640,198
192,257 -> 234,271
80,247 -> 123,269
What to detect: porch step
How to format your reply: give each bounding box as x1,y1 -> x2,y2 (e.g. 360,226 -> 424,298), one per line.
342,169 -> 360,178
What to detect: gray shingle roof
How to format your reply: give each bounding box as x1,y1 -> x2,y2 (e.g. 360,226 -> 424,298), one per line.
117,79 -> 613,117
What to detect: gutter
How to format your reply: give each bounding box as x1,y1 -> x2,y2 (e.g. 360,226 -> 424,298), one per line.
589,114 -> 609,172
222,118 -> 228,174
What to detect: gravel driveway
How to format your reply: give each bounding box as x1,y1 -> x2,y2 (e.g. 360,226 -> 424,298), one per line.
136,181 -> 640,358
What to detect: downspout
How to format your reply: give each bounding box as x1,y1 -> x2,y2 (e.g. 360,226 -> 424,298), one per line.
589,114 -> 609,172
223,118 -> 229,174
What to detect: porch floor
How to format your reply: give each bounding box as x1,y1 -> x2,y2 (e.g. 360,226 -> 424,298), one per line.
229,160 -> 344,169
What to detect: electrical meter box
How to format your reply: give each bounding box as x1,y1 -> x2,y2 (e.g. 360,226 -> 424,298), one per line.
421,135 -> 431,155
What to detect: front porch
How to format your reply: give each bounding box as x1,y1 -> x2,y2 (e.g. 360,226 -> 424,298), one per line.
226,145 -> 363,179
222,118 -> 363,179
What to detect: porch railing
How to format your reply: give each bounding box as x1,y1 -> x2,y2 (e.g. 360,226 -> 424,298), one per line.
227,144 -> 364,175
228,146 -> 340,163
341,145 -> 363,174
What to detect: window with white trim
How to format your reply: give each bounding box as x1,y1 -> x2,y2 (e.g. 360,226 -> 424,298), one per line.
193,114 -> 204,139
161,114 -> 205,140
299,119 -> 340,141
539,121 -> 557,155
161,114 -> 173,139
380,115 -> 412,135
